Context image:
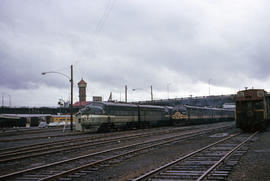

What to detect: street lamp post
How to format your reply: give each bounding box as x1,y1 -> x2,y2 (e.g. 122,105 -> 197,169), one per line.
42,65 -> 74,131
132,86 -> 153,102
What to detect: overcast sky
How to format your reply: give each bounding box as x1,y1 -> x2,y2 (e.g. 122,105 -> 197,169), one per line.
1,0 -> 270,107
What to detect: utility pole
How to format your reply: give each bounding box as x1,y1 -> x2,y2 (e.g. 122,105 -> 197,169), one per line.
1,93 -> 4,113
209,78 -> 212,96
150,85 -> 153,101
167,83 -> 170,99
70,65 -> 73,131
125,85 -> 127,103
8,95 -> 11,107
1,93 -> 4,107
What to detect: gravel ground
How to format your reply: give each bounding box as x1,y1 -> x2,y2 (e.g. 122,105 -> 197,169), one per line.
228,126 -> 270,181
0,123 -> 233,176
0,122 -> 235,180
75,126 -> 238,181
0,123 -> 229,149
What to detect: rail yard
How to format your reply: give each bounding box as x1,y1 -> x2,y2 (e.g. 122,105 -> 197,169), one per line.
0,121 -> 269,181
2,0 -> 270,180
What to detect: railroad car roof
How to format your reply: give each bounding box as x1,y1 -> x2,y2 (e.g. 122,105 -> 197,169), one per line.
0,114 -> 51,118
236,89 -> 266,101
139,105 -> 166,109
185,105 -> 234,111
86,102 -> 166,109
88,102 -> 137,108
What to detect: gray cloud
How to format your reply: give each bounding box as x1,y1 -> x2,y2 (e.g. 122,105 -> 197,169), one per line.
1,0 -> 270,106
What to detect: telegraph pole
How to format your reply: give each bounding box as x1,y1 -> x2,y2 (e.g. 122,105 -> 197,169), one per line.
151,85 -> 153,101
70,65 -> 73,131
125,85 -> 127,103
1,93 -> 4,107
1,93 -> 4,113
8,95 -> 11,107
208,78 -> 212,96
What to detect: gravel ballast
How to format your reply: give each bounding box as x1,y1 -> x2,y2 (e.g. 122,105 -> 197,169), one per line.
229,126 -> 270,181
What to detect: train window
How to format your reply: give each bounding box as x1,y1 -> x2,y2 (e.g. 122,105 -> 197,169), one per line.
82,106 -> 104,115
237,92 -> 244,97
257,91 -> 264,97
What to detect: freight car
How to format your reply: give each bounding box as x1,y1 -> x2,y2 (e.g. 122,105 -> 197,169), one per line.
235,89 -> 270,131
172,105 -> 235,126
75,102 -> 173,132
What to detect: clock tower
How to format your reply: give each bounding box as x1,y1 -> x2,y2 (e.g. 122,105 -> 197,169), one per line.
78,79 -> 87,102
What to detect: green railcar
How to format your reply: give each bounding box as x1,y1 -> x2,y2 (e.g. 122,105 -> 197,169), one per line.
75,102 -> 172,132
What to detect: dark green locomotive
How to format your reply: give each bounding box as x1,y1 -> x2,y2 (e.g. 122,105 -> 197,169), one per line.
75,102 -> 173,132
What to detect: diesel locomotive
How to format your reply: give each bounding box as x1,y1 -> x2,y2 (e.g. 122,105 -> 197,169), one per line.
75,102 -> 173,132
75,102 -> 235,132
235,89 -> 270,131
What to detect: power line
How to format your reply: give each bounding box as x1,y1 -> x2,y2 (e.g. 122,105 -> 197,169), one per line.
95,0 -> 117,34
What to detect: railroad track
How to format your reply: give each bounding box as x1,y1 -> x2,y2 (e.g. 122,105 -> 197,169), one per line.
0,124 -> 231,180
0,131 -> 86,142
0,127 -> 68,137
131,131 -> 259,181
0,127 -> 185,162
0,125 -> 183,143
0,124 -> 232,163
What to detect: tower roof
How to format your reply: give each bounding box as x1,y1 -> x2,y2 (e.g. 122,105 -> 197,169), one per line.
78,79 -> 87,85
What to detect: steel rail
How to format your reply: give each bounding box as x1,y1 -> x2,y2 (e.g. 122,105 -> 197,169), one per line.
0,124 -> 223,161
132,132 -> 242,181
0,127 -> 63,137
0,131 -> 84,142
0,128 -> 183,162
0,125 -> 230,180
0,125 -> 192,153
39,125 -> 232,181
196,131 -> 259,181
0,126 -> 200,161
0,134 -> 90,153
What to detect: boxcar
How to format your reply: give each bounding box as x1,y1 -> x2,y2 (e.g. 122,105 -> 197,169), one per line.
235,89 -> 270,131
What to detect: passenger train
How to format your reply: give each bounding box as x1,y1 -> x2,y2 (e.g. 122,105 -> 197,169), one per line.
75,102 -> 235,132
172,105 -> 235,126
235,89 -> 270,131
